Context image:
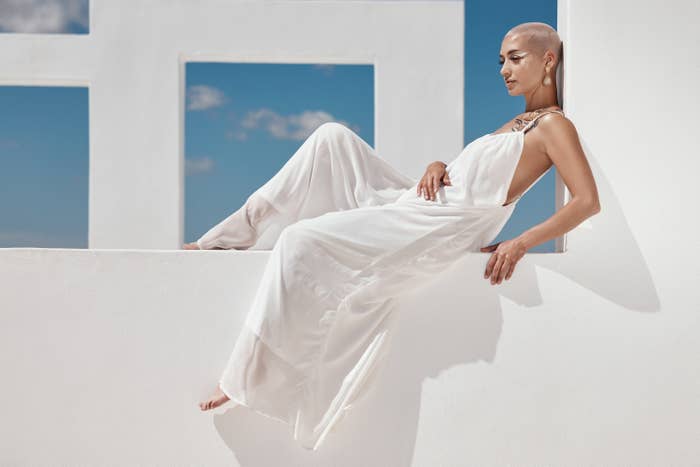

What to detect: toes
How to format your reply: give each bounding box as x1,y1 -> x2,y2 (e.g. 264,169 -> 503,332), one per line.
199,391 -> 230,411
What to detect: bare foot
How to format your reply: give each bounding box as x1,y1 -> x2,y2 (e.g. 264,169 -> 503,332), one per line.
199,384 -> 231,411
183,242 -> 228,250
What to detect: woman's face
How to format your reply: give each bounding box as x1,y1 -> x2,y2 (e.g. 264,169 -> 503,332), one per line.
499,34 -> 550,95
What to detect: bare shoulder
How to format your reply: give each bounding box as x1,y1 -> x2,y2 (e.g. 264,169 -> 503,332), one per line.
533,113 -> 580,151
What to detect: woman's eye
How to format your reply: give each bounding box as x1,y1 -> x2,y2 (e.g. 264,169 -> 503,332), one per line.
499,57 -> 521,65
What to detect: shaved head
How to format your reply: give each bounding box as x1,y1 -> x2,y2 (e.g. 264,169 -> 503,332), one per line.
504,22 -> 562,65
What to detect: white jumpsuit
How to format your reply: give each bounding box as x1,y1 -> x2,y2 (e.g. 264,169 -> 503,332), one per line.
197,111 -> 564,450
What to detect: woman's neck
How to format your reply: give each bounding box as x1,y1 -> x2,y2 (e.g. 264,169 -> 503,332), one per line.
522,104 -> 561,114
523,86 -> 559,113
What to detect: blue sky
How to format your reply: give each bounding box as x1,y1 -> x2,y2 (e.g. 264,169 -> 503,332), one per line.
0,0 -> 557,251
0,0 -> 89,34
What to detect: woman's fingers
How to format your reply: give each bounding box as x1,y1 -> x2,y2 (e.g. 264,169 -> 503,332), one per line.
488,252 -> 510,284
423,177 -> 432,200
496,257 -> 510,284
416,169 -> 451,201
484,252 -> 497,278
482,242 -> 519,284
490,255 -> 505,284
505,262 -> 515,280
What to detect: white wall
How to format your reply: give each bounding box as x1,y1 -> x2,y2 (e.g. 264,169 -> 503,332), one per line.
1,0 -> 699,465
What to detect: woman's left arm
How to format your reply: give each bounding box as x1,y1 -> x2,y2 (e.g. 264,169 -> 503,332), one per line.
482,116 -> 601,285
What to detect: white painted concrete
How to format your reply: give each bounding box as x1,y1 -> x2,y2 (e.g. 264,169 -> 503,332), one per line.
1,0 -> 699,465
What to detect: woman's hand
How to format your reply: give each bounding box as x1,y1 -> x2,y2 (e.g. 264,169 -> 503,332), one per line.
480,238 -> 527,284
417,161 -> 451,201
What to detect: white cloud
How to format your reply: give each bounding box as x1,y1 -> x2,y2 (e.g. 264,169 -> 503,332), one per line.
225,129 -> 249,142
185,156 -> 214,176
235,108 -> 359,141
186,85 -> 227,111
0,0 -> 88,33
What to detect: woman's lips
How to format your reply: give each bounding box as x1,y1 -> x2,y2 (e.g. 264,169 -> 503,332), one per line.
506,80 -> 516,87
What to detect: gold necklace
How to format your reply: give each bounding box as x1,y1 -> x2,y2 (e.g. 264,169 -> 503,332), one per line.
511,106 -> 561,131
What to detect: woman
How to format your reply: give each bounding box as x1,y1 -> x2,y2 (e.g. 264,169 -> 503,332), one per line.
191,22 -> 600,450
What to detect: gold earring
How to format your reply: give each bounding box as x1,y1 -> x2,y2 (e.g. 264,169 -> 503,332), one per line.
543,69 -> 552,86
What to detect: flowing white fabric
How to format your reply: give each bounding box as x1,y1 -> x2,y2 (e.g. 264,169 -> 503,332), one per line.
198,111 -> 564,450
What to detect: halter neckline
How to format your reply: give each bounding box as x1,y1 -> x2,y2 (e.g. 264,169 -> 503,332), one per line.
486,109 -> 565,137
481,108 -> 564,207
